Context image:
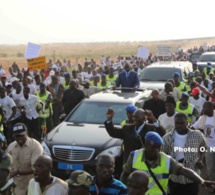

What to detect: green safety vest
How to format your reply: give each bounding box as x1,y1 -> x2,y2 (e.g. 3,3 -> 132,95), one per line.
36,91 -> 53,118
63,81 -> 70,90
97,81 -> 111,89
175,102 -> 194,123
120,119 -> 127,127
175,82 -> 186,92
106,75 -> 118,85
132,149 -> 170,195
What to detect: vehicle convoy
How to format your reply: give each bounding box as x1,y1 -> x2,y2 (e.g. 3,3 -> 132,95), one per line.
139,61 -> 192,90
42,89 -> 152,179
197,52 -> 215,69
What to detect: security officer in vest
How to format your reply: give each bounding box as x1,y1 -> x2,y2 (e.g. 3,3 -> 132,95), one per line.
106,66 -> 118,85
204,63 -> 214,79
172,72 -> 186,93
175,92 -> 199,124
36,82 -> 53,135
63,72 -> 71,90
121,105 -> 137,127
97,74 -> 112,89
120,132 -> 214,195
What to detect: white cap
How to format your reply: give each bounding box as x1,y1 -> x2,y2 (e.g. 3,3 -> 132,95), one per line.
52,64 -> 58,69
27,76 -> 33,80
49,70 -> 55,76
10,77 -> 19,83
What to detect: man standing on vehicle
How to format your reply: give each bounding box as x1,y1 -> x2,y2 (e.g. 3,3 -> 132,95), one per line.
115,63 -> 140,91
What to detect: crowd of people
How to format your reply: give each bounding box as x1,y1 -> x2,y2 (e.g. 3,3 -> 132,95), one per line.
1,44 -> 215,195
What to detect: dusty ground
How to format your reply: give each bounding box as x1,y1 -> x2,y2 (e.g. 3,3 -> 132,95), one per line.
0,36 -> 215,74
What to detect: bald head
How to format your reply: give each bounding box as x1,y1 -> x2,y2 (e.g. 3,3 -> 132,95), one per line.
97,153 -> 115,165
35,155 -> 53,169
127,170 -> 149,195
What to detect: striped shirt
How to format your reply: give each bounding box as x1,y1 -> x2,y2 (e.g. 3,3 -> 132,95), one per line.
89,176 -> 127,195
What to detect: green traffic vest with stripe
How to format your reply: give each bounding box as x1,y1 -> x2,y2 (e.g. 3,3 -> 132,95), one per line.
132,149 -> 170,195
36,91 -> 53,118
175,102 -> 194,123
106,74 -> 118,85
63,81 -> 70,90
175,82 -> 186,92
97,81 -> 111,89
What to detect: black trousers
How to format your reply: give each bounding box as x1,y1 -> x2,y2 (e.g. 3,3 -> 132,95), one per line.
23,117 -> 40,141
169,179 -> 199,195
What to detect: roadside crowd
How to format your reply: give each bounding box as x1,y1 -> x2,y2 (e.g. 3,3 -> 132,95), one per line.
1,44 -> 215,195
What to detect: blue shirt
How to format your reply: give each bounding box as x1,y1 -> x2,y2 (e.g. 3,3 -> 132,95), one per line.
89,176 -> 127,195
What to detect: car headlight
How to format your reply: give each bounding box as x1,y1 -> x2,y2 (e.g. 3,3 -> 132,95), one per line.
96,146 -> 122,159
41,141 -> 51,156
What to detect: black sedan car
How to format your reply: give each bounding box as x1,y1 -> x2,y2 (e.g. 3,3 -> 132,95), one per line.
41,89 -> 152,179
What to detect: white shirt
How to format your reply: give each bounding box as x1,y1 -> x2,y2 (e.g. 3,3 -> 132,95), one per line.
174,131 -> 188,161
19,95 -> 40,119
84,72 -> 93,79
0,69 -> 5,76
0,95 -> 16,120
12,92 -> 23,119
188,96 -> 206,113
28,84 -> 37,95
158,112 -> 177,133
192,116 -> 215,147
28,177 -> 68,195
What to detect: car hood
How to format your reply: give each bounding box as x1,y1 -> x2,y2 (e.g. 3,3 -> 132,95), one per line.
140,81 -> 165,90
44,122 -> 121,148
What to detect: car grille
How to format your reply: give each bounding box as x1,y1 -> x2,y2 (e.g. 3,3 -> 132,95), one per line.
53,145 -> 95,162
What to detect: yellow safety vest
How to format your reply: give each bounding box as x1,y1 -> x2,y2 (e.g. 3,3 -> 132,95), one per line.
106,75 -> 118,85
132,149 -> 170,195
175,102 -> 194,123
63,81 -> 70,90
97,81 -> 111,89
36,91 -> 53,118
120,119 -> 127,127
175,82 -> 186,92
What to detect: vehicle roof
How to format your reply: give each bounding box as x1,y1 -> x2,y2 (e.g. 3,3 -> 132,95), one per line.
85,89 -> 152,103
144,61 -> 189,69
201,52 -> 215,55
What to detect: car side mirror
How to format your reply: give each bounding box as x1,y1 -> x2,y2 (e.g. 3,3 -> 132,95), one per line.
59,114 -> 67,122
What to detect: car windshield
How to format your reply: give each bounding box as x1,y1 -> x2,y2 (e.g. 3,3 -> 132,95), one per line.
190,53 -> 201,61
139,68 -> 182,81
66,101 -> 129,125
199,54 -> 215,62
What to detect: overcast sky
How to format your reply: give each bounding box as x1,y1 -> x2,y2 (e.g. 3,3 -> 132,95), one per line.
0,0 -> 215,45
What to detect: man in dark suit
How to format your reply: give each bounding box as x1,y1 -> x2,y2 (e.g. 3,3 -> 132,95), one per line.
104,108 -> 165,163
115,63 -> 140,91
